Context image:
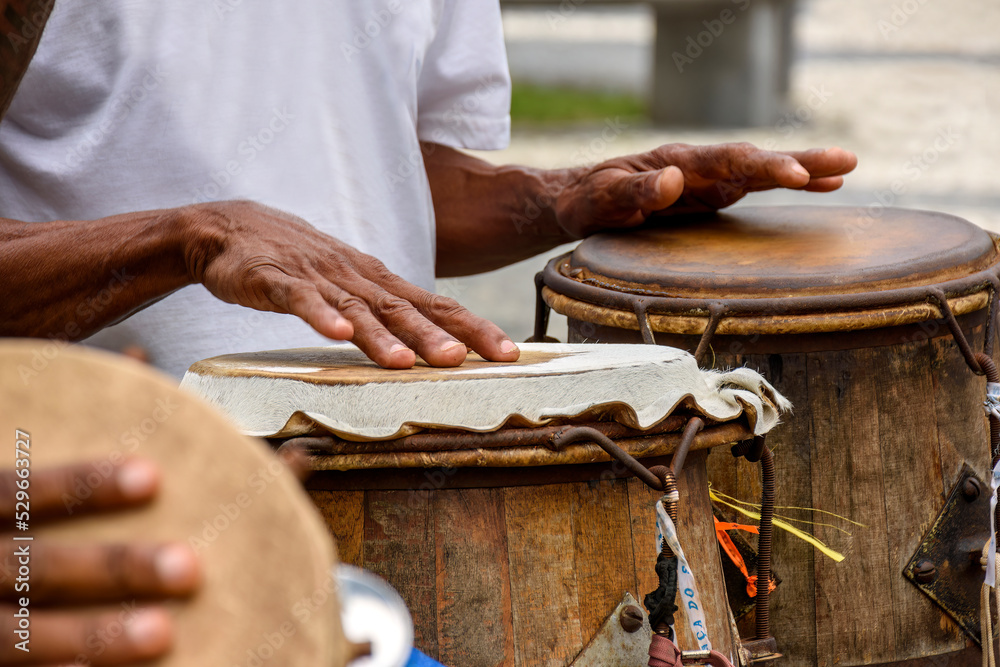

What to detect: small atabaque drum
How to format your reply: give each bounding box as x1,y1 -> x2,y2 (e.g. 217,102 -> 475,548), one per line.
182,343 -> 791,667
534,205 -> 1000,666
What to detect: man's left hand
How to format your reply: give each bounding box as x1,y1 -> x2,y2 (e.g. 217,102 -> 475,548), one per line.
554,143 -> 858,238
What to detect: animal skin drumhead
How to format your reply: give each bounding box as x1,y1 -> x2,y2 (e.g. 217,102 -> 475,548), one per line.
0,340 -> 347,667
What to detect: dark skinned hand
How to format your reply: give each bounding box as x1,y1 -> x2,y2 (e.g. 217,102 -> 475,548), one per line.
554,143 -> 858,237
0,459 -> 200,666
185,202 -> 520,370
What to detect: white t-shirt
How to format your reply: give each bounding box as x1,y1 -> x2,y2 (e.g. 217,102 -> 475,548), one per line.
0,0 -> 511,377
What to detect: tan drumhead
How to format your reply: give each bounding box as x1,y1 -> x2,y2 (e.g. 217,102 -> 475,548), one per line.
568,206 -> 997,298
0,340 -> 346,666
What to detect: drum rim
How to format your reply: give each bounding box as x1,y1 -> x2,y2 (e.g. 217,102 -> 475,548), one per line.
539,251 -> 1000,336
567,207 -> 999,298
284,419 -> 753,471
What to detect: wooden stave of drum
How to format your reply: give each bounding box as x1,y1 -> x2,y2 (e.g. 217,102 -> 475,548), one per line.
536,205 -> 1000,667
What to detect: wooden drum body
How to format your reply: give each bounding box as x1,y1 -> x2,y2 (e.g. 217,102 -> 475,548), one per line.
183,344 -> 794,667
309,446 -> 729,667
536,206 -> 1000,666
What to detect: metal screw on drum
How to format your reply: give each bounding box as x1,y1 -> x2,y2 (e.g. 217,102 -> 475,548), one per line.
914,560 -> 938,584
619,605 -> 644,633
962,477 -> 982,502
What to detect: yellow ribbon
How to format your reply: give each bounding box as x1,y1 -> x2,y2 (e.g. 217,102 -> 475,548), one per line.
709,488 -> 848,563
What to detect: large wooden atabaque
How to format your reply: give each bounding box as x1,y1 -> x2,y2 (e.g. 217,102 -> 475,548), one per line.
540,206 -> 1000,666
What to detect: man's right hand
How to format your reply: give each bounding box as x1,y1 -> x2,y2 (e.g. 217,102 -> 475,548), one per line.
183,201 -> 520,369
0,201 -> 520,370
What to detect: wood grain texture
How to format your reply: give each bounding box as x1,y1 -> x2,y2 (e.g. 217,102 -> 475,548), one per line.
434,488 -> 515,667
807,348 -> 895,666
876,341 -> 966,659
628,476 -> 665,612
675,450 -> 738,657
505,485 -> 583,667
709,339 -> 992,667
308,489 -> 364,566
363,490 -> 439,658
571,478 -> 636,642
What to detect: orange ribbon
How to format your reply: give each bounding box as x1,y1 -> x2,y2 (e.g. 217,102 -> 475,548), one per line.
714,517 -> 776,598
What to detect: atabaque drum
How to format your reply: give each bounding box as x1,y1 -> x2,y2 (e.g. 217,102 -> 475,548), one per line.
182,343 -> 792,667
535,206 -> 1000,666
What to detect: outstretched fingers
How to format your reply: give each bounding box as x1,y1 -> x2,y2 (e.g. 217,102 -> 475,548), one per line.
343,271 -> 519,366
782,147 -> 858,180
264,274 -> 354,341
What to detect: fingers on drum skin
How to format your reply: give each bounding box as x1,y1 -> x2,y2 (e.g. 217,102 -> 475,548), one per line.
337,254 -> 517,364
0,605 -> 173,665
365,291 -> 468,367
362,272 -> 518,364
1,543 -> 200,602
1,460 -> 159,526
802,175 -> 845,192
758,153 -> 812,188
409,291 -> 520,363
313,287 -> 415,369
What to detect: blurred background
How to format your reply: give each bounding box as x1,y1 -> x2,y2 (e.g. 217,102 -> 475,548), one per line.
437,0 -> 999,342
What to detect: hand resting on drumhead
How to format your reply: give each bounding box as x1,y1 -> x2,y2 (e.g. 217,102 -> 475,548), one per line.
0,459 -> 200,665
558,143 -> 859,234
0,201 -> 520,369
431,141 -> 858,273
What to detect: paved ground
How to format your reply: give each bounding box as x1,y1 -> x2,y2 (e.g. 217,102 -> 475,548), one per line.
438,0 -> 1000,343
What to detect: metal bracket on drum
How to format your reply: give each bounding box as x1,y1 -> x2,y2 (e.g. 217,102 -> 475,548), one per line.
568,593 -> 652,667
528,271 -> 561,343
904,465 -> 993,645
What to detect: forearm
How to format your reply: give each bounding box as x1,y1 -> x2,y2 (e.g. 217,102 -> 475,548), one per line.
424,143 -> 581,277
0,208 -> 197,340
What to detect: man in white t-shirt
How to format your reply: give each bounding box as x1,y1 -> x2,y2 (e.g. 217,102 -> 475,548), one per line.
0,1 -> 856,663
0,0 -> 855,377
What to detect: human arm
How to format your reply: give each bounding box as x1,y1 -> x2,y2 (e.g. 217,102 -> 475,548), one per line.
426,141 -> 858,277
0,202 -> 519,368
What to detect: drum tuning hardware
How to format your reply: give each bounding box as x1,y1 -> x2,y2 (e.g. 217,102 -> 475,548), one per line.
904,465 -> 993,644
552,417 -> 704,492
568,593 -> 651,666
730,436 -> 777,647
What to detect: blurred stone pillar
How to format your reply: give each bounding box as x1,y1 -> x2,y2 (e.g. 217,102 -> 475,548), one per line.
651,0 -> 796,127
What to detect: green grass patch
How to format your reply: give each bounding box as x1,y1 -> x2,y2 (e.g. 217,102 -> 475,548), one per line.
510,83 -> 647,126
